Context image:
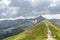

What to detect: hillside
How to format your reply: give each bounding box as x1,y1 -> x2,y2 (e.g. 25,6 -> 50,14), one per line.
3,20 -> 60,40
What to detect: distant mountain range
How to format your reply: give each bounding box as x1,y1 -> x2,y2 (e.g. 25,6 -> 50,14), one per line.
0,16 -> 45,39
50,19 -> 60,26
0,16 -> 45,29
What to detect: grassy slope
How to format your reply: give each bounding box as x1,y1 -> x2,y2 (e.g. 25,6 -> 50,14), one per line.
45,20 -> 60,40
3,21 -> 48,40
3,20 -> 60,40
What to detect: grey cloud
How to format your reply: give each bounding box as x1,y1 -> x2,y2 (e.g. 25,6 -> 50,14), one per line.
0,0 -> 60,18
10,0 -> 50,16
48,4 -> 60,14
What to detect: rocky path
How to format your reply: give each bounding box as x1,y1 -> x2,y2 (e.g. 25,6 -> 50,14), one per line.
44,21 -> 56,40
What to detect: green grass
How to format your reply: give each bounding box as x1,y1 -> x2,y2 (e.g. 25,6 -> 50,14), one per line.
45,20 -> 60,40
3,21 -> 48,40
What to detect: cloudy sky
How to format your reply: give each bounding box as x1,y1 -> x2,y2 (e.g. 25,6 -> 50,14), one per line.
0,0 -> 60,19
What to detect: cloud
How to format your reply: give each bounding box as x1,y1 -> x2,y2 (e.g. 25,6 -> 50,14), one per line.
50,0 -> 58,3
0,6 -> 21,18
26,16 -> 36,19
26,0 -> 40,7
7,6 -> 20,14
8,0 -> 51,17
49,0 -> 59,7
42,14 -> 60,19
0,0 -> 11,9
49,3 -> 57,7
2,0 -> 11,6
0,16 -> 25,21
2,13 -> 7,16
0,16 -> 36,21
0,0 -> 60,18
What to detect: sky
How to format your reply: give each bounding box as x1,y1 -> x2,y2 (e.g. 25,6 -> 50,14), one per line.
42,14 -> 60,19
0,0 -> 60,19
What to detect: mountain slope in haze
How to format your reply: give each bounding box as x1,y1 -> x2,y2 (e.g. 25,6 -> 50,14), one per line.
0,16 -> 44,29
0,16 -> 45,40
3,20 -> 60,40
50,19 -> 60,26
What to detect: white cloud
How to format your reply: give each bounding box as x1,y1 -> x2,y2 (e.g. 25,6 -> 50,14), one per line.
42,14 -> 60,19
26,0 -> 40,7
40,11 -> 50,14
0,16 -> 37,21
49,0 -> 59,7
7,7 -> 20,14
2,0 -> 11,6
49,3 -> 57,7
0,16 -> 25,21
50,0 -> 58,3
26,16 -> 36,19
0,0 -> 11,9
2,13 -> 7,16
